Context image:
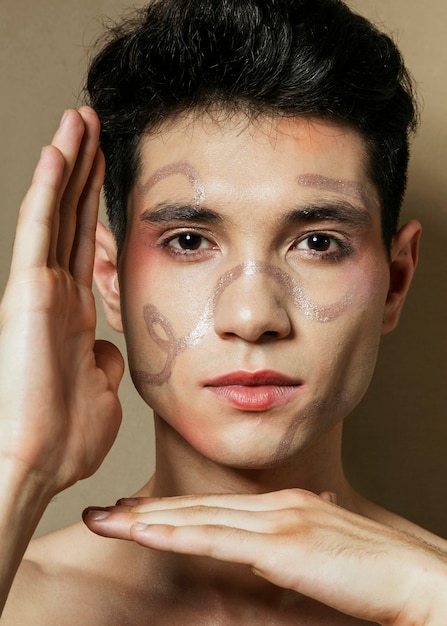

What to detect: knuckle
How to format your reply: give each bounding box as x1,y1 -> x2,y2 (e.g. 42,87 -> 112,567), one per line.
279,487 -> 317,508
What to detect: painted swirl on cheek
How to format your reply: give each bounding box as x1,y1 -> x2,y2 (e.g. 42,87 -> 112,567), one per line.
133,305 -> 180,386
131,261 -> 352,386
132,301 -> 214,386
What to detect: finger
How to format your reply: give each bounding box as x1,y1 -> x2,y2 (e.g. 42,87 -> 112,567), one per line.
10,145 -> 65,273
115,488 -> 321,514
83,507 -> 263,572
84,504 -> 277,540
69,148 -> 105,285
130,523 -> 264,573
50,109 -> 89,191
127,523 -> 399,621
46,109 -> 87,265
319,491 -> 337,505
55,107 -> 101,269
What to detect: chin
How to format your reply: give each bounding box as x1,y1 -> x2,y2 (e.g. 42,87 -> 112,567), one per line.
190,436 -> 304,473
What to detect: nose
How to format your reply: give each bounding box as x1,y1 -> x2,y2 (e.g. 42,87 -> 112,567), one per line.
213,263 -> 292,342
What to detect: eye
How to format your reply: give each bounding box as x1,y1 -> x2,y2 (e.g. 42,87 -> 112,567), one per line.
307,234 -> 331,252
291,232 -> 352,261
173,232 -> 206,251
161,230 -> 217,257
297,233 -> 337,253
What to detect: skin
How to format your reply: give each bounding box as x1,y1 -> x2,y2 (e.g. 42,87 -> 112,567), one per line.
132,258 -> 358,387
106,113 -> 406,478
1,108 -> 447,625
0,108 -> 124,616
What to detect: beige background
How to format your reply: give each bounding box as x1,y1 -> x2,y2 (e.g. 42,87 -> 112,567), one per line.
1,1 -> 446,538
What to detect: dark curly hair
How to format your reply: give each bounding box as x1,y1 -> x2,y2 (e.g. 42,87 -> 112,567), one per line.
86,0 -> 418,253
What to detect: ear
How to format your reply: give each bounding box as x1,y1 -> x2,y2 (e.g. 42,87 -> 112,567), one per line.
382,220 -> 421,335
94,221 -> 123,332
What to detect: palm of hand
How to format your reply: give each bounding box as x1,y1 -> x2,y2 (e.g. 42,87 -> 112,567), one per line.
0,108 -> 123,496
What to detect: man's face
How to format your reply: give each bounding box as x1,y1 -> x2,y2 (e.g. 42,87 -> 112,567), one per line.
117,114 -> 390,468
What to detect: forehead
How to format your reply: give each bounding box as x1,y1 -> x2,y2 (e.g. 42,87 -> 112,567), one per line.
135,113 -> 379,214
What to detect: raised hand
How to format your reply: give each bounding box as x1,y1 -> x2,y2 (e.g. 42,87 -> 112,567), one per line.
84,489 -> 447,625
0,107 -> 124,497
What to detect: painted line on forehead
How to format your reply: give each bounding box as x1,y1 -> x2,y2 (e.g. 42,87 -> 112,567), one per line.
296,173 -> 373,209
139,161 -> 205,204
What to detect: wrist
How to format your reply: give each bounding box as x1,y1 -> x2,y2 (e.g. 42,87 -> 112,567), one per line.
0,452 -> 57,504
415,564 -> 447,626
0,458 -> 53,612
389,546 -> 447,626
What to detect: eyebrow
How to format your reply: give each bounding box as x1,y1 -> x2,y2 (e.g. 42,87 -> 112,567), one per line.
140,202 -> 223,226
138,169 -> 373,229
140,200 -> 371,233
282,202 -> 372,229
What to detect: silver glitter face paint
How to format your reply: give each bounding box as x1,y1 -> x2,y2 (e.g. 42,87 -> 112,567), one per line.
132,261 -> 353,386
139,161 -> 206,205
237,261 -> 351,323
296,173 -> 373,208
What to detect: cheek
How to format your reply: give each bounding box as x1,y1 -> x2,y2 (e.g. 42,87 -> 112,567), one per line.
288,247 -> 389,325
119,246 -> 215,388
305,261 -> 389,382
322,254 -> 389,321
326,271 -> 388,385
121,240 -> 212,335
293,265 -> 351,311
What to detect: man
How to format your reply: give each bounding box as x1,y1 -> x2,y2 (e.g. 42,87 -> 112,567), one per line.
0,0 -> 446,623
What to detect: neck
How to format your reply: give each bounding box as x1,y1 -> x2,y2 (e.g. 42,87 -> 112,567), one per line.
143,414 -> 358,512
130,416 -> 360,614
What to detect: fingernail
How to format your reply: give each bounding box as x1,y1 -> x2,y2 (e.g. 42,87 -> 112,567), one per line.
116,498 -> 140,507
84,508 -> 110,522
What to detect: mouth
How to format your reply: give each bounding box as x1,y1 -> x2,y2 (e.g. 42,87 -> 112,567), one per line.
204,370 -> 303,411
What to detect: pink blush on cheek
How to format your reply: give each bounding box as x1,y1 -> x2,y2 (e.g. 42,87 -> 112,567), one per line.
341,258 -> 389,311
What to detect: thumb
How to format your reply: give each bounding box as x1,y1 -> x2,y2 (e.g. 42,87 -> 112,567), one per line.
94,339 -> 125,391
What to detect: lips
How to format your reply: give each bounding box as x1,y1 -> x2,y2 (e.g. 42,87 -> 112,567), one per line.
204,370 -> 302,411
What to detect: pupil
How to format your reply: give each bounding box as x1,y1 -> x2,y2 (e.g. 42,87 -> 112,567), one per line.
179,233 -> 201,250
309,234 -> 330,251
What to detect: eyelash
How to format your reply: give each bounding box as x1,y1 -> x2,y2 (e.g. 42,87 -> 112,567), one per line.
156,229 -> 353,262
157,230 -> 218,259
291,231 -> 353,261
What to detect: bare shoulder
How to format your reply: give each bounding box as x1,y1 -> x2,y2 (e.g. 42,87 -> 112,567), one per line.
357,492 -> 447,551
1,522 -> 154,626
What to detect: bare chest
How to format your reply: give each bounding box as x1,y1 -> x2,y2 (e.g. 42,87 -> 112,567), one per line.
5,558 -> 378,626
45,589 -> 378,626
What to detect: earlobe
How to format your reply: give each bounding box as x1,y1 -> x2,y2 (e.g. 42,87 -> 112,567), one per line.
94,221 -> 123,333
382,220 -> 421,335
